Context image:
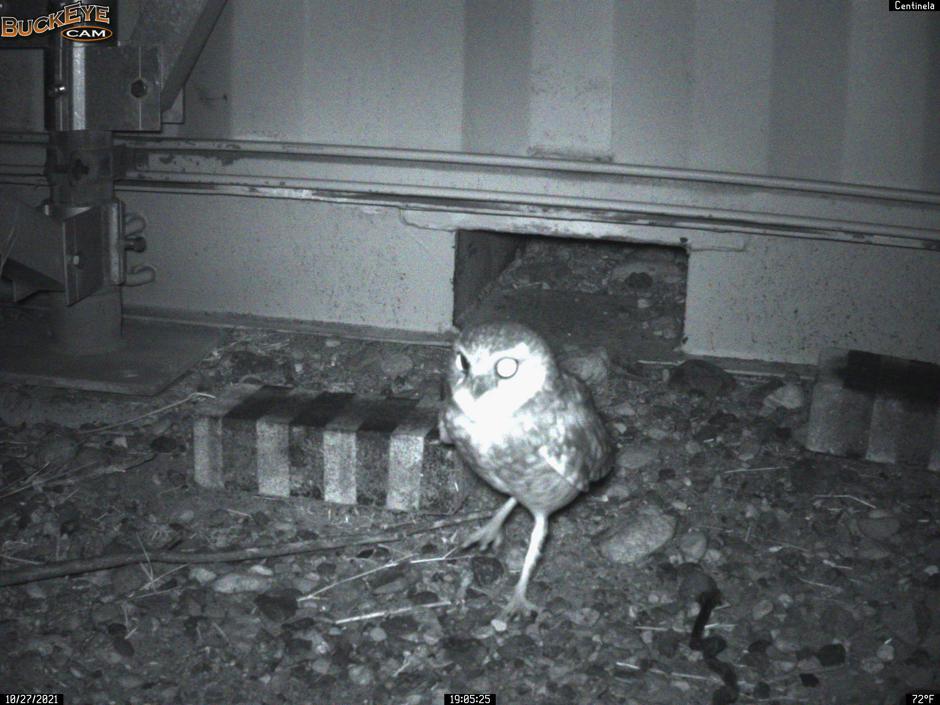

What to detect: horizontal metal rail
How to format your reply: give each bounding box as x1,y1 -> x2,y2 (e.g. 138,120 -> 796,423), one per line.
1,133 -> 938,249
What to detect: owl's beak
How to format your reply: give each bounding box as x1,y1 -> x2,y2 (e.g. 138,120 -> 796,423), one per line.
469,375 -> 495,398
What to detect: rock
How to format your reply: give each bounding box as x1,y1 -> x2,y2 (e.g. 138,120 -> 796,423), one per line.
764,382 -> 804,410
882,600 -> 922,645
380,351 -> 414,379
816,643 -> 847,666
858,510 -> 901,541
677,564 -> 717,602
678,531 -> 708,562
36,434 -> 80,467
606,400 -> 636,418
559,347 -> 610,400
174,509 -> 196,524
610,261 -> 652,284
752,599 -> 774,621
772,626 -> 803,654
112,564 -> 147,594
650,315 -> 680,339
212,572 -> 273,594
568,607 -> 601,627
877,642 -> 895,662
470,556 -> 503,587
858,543 -> 891,560
669,360 -> 736,398
255,590 -> 300,622
150,435 -> 179,454
616,444 -> 659,471
348,664 -> 373,687
626,272 -> 653,289
189,567 -> 217,585
799,673 -> 820,687
597,505 -> 676,564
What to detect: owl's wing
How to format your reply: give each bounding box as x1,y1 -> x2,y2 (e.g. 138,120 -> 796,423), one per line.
542,373 -> 613,490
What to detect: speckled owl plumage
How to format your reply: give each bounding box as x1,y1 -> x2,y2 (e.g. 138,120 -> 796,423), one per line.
440,321 -> 612,617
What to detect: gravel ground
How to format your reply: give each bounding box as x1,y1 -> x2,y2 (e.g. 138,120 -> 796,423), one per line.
1,239 -> 937,705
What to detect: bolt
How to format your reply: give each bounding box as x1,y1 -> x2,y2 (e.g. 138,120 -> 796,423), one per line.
130,79 -> 148,98
47,83 -> 67,98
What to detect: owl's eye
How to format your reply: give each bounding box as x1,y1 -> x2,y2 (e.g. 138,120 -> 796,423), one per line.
494,357 -> 519,379
456,352 -> 470,373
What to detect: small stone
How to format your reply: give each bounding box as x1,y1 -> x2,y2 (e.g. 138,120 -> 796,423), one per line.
610,261 -> 650,283
637,298 -> 652,310
764,383 -> 804,410
772,627 -> 802,654
858,510 -> 900,541
626,272 -> 653,289
325,338 -> 342,348
816,643 -> 846,666
752,599 -> 774,621
212,572 -> 273,594
255,590 -> 299,622
597,505 -> 677,564
858,543 -> 891,560
616,444 -> 659,471
669,360 -> 736,398
348,663 -> 373,686
150,435 -> 179,453
678,530 -> 707,562
368,626 -> 387,642
876,642 -> 895,662
568,607 -> 600,627
25,583 -> 46,600
112,564 -> 147,594
559,347 -> 610,398
380,351 -> 414,379
882,600 -> 923,645
189,567 -> 217,585
175,509 -> 195,524
470,555 -> 503,587
606,400 -> 636,417
110,636 -> 134,659
799,673 -> 819,687
860,656 -> 884,674
36,435 -> 80,467
490,617 -> 508,633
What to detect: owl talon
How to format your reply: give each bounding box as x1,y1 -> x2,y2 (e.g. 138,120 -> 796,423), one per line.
500,593 -> 539,620
461,524 -> 503,552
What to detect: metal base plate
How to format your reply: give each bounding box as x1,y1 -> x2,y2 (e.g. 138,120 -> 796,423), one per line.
0,315 -> 220,395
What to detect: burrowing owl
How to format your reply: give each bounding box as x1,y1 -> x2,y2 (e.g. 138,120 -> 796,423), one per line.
439,322 -> 612,617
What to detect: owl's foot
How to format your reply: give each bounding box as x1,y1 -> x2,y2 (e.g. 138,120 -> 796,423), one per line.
461,522 -> 503,552
461,498 -> 518,552
500,591 -> 539,620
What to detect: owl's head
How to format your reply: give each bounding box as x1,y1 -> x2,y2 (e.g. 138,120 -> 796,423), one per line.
447,321 -> 558,418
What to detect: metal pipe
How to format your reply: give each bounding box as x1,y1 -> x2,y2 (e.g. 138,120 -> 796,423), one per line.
1,132 -> 938,206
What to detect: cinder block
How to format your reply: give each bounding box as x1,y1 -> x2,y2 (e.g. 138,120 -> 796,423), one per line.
192,384 -> 490,512
806,349 -> 940,469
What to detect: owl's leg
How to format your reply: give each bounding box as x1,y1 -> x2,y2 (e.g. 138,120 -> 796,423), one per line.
502,512 -> 547,618
436,417 -> 452,445
462,497 -> 517,551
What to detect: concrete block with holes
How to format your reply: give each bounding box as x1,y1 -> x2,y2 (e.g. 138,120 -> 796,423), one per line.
806,349 -> 940,469
192,384 -> 495,512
